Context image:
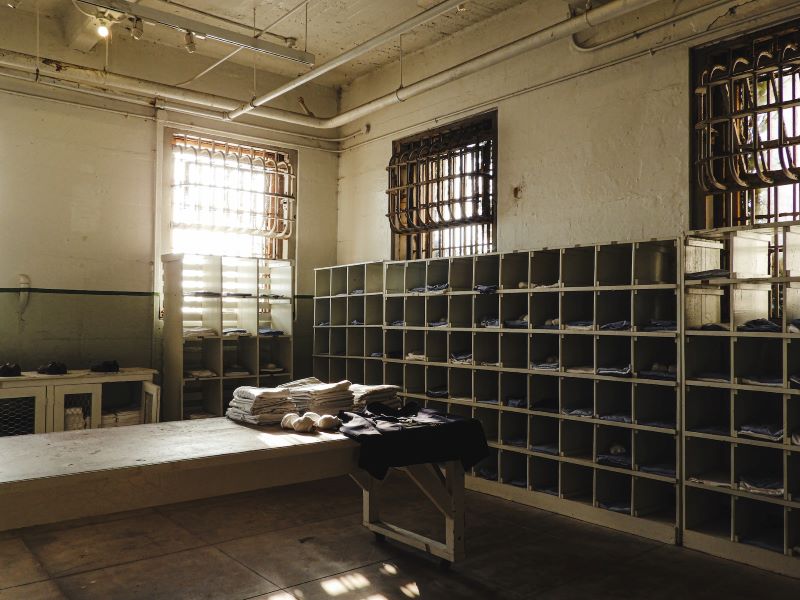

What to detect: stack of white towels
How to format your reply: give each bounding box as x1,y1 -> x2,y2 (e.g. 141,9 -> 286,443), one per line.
279,378 -> 354,414
350,383 -> 401,409
227,386 -> 307,425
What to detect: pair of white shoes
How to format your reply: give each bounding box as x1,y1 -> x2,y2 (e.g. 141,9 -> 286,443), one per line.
281,411 -> 341,432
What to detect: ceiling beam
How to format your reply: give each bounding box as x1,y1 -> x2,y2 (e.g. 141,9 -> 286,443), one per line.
75,0 -> 315,65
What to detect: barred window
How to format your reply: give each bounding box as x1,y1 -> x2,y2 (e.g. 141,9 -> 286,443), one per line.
170,134 -> 295,259
691,19 -> 800,229
386,113 -> 496,259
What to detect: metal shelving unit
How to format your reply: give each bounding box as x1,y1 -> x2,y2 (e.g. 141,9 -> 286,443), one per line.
313,261 -> 385,384
162,254 -> 293,421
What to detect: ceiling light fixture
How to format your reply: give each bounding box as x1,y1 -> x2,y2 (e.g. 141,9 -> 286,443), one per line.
97,19 -> 110,38
131,16 -> 143,40
6,0 -> 22,8
184,31 -> 196,53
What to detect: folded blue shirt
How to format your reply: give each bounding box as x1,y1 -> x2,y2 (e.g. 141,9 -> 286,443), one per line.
389,319 -> 405,326
597,453 -> 632,469
427,319 -> 448,327
598,500 -> 631,514
563,407 -> 593,417
686,268 -> 730,280
370,352 -> 383,358
738,423 -> 783,442
530,442 -> 559,455
505,397 -> 527,408
640,319 -> 677,332
737,318 -> 781,332
503,319 -> 529,329
427,282 -> 449,292
474,284 -> 498,294
598,413 -> 632,423
639,463 -> 676,478
600,320 -> 631,331
426,387 -> 449,398
480,316 -> 501,328
258,328 -> 284,336
597,364 -> 632,377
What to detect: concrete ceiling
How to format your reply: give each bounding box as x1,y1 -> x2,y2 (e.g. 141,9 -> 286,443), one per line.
12,0 -> 532,86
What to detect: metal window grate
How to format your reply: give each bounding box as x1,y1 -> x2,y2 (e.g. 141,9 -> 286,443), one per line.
0,397 -> 36,437
387,113 -> 496,259
692,19 -> 800,228
171,134 -> 295,259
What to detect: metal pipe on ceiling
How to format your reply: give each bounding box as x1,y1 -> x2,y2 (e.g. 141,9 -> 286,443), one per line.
225,0 -> 467,120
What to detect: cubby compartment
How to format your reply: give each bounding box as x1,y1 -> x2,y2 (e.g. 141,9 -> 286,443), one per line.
330,297 -> 347,326
385,262 -> 405,294
500,450 -> 528,488
634,337 -> 677,380
406,296 -> 425,327
634,479 -> 676,523
365,295 -> 383,325
685,236 -> 724,280
596,425 -> 632,469
384,329 -> 403,359
597,243 -> 632,286
634,384 -> 677,430
474,254 -> 500,288
475,370 -> 500,404
315,268 -> 331,297
596,336 -> 631,376
562,419 -> 593,460
426,366 -> 448,398
733,390 -> 783,443
635,239 -> 677,285
530,375 -> 559,413
347,359 -> 365,384
182,378 -> 221,419
365,327 -> 383,359
365,262 -> 383,294
787,397 -> 800,446
633,289 -> 677,330
346,329 -> 364,357
474,294 -> 500,328
385,296 -> 404,326
735,444 -> 784,498
596,470 -> 632,515
501,293 -> 529,328
330,328 -> 346,356
635,430 -> 677,478
406,261 -> 426,292
501,252 -> 530,290
404,330 -> 425,361
530,334 -> 559,370
449,331 -> 472,365
562,335 -> 593,373
384,361 -> 404,388
596,380 -> 631,423
789,507 -> 800,555
561,462 -> 593,503
426,295 -> 449,328
258,337 -> 291,377
450,257 -> 473,291
531,292 -> 559,329
474,447 -> 499,481
315,299 -> 330,326
404,364 -> 425,395
784,285 -> 800,327
347,264 -> 366,295
500,332 -> 527,369
531,456 -> 559,495
501,411 -> 528,448
685,437 -> 731,487
426,330 -> 448,363
562,246 -> 595,288
475,407 -> 499,442
183,337 -> 221,379
731,230 -> 773,279
474,332 -> 500,366
787,339 -> 800,383
222,337 -> 256,377
788,453 -> 800,501
330,266 -> 348,296
596,290 -> 631,329
734,337 -> 783,387
530,415 -> 560,455
561,377 -> 594,417
685,336 -> 731,382
735,499 -> 785,553
329,357 -> 347,381
731,284 -> 773,330
685,287 -> 728,330
364,359 -> 383,385
449,367 -> 472,401
221,294 -> 257,336
561,291 -> 594,329
686,386 -> 730,435
313,357 -> 330,382
427,258 -> 450,290
531,249 -> 560,287
501,372 -> 527,408
685,486 -> 732,539
449,294 -> 472,328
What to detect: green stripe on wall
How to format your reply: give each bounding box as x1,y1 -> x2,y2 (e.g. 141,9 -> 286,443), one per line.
0,288 -> 157,297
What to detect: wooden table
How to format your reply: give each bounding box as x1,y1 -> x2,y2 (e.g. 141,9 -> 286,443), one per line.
0,418 -> 465,564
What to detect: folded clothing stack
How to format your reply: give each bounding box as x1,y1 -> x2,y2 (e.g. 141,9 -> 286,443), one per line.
226,386 -> 299,425
450,351 -> 473,365
280,378 -> 354,414
350,383 -> 401,409
737,318 -> 781,333
638,362 -> 677,381
101,408 -> 141,428
183,326 -> 217,338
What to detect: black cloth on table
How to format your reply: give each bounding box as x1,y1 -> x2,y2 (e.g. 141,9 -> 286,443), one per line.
338,401 -> 489,480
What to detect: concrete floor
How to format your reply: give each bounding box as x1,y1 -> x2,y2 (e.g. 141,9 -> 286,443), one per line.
0,474 -> 797,599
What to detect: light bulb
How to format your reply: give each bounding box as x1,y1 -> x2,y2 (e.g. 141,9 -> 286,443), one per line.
6,0 -> 22,8
97,20 -> 110,38
184,31 -> 196,54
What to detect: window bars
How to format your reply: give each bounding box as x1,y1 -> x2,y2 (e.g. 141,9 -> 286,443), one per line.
692,19 -> 800,229
387,114 -> 496,259
171,134 -> 295,259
